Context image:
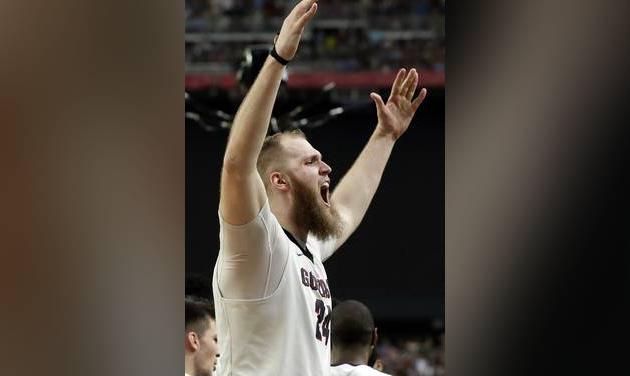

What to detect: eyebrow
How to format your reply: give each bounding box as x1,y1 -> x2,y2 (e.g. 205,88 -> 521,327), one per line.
304,153 -> 322,161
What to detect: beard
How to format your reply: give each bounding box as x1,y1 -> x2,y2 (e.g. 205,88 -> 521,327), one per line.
291,178 -> 343,241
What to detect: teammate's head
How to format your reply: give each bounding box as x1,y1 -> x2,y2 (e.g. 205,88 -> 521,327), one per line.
331,299 -> 377,364
257,129 -> 343,240
185,297 -> 219,376
185,273 -> 213,301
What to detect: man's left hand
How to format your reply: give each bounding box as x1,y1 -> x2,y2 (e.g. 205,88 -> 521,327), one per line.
370,68 -> 427,140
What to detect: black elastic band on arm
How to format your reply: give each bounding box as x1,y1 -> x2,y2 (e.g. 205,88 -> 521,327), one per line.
269,45 -> 290,65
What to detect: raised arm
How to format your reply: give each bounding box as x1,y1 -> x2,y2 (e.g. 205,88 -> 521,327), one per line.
331,68 -> 427,248
220,0 -> 318,225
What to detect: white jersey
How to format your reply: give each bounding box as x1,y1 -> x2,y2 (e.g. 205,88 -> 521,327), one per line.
330,364 -> 391,376
213,201 -> 336,376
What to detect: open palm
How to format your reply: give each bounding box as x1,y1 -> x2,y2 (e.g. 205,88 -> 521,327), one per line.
370,68 -> 427,140
274,0 -> 318,60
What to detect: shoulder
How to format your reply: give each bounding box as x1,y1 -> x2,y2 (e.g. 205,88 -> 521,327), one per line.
219,199 -> 275,225
352,365 -> 392,376
331,364 -> 391,376
306,234 -> 337,261
330,364 -> 353,376
218,200 -> 292,254
219,200 -> 285,237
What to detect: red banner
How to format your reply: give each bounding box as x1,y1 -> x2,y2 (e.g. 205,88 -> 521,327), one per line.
185,69 -> 444,90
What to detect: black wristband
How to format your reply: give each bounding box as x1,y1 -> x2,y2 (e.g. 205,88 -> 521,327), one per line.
269,45 -> 290,65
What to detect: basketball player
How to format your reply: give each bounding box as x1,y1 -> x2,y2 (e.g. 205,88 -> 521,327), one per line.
185,297 -> 220,376
212,0 -> 427,374
330,300 -> 390,376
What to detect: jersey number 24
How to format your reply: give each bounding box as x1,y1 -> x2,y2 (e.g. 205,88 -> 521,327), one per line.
314,299 -> 331,345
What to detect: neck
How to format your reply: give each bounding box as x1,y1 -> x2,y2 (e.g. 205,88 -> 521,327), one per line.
281,222 -> 308,243
184,355 -> 195,376
332,347 -> 370,367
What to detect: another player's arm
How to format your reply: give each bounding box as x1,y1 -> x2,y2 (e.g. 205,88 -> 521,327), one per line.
330,68 -> 427,249
220,0 -> 318,225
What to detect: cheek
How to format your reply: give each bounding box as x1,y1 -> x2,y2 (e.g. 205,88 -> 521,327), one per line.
200,340 -> 216,359
304,174 -> 319,188
294,167 -> 318,181
204,340 -> 218,357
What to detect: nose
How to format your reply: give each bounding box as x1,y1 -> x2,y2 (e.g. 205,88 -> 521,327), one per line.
320,161 -> 332,175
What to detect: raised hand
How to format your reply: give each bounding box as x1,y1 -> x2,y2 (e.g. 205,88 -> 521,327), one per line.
274,0 -> 318,61
370,68 -> 427,140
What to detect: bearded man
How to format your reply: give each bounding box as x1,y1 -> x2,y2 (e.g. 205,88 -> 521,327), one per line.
211,1 -> 427,375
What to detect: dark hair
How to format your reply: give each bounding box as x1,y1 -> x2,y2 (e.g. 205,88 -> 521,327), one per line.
331,297 -> 342,309
331,300 -> 375,349
185,296 -> 215,335
185,273 -> 213,301
367,346 -> 378,367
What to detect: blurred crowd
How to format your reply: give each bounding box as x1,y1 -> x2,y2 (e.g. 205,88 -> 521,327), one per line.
186,0 -> 445,32
377,334 -> 445,376
185,0 -> 445,73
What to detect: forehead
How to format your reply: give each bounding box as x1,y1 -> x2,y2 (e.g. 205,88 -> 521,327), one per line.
281,136 -> 320,159
203,317 -> 217,336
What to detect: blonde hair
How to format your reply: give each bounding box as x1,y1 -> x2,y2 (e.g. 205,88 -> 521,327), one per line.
256,129 -> 306,190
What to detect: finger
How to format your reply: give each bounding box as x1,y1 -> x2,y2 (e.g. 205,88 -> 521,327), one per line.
389,68 -> 407,99
293,0 -> 317,14
400,68 -> 417,100
370,92 -> 386,113
405,69 -> 418,100
411,88 -> 428,112
295,1 -> 318,29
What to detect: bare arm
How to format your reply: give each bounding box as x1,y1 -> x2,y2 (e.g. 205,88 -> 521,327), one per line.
220,0 -> 318,225
331,68 -> 427,248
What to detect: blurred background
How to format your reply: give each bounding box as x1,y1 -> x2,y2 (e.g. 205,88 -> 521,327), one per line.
185,1 -> 445,374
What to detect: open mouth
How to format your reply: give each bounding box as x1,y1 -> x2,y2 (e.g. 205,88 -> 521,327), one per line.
320,183 -> 331,207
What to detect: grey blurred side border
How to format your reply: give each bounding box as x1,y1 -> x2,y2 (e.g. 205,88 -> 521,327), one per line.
1,1 -> 183,375
447,1 -> 630,375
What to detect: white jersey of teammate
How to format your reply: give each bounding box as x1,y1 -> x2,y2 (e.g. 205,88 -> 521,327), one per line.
330,364 -> 390,376
330,364 -> 391,376
213,201 -> 336,376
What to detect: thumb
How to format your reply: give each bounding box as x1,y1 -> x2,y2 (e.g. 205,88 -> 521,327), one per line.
370,92 -> 386,113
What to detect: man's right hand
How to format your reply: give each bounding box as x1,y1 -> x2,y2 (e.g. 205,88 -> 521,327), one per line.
274,0 -> 318,61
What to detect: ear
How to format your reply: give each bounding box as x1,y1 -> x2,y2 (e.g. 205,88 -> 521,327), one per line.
270,171 -> 290,192
371,327 -> 378,348
185,331 -> 200,352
